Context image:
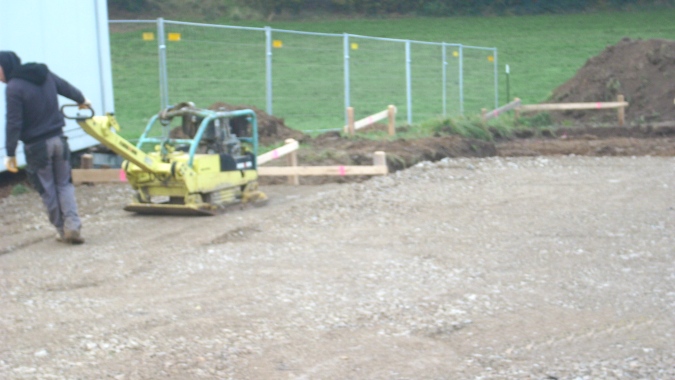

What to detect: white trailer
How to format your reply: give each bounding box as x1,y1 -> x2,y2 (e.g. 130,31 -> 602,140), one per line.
0,0 -> 114,172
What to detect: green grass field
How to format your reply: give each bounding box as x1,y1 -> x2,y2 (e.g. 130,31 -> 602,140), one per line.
110,9 -> 675,139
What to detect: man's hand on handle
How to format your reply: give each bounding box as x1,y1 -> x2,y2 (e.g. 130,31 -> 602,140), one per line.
4,156 -> 18,173
78,98 -> 92,110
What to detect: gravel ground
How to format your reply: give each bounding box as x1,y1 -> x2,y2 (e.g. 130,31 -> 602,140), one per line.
1,155 -> 674,379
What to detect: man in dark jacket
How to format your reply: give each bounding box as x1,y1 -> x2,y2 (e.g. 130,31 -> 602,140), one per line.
1,51 -> 89,244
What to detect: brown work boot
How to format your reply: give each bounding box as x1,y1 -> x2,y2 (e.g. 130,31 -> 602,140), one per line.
64,230 -> 85,245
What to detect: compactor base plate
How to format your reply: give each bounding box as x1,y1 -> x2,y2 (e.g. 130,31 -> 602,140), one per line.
123,203 -> 217,216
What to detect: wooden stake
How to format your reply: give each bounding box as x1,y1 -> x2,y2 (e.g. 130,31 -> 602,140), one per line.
373,151 -> 388,173
481,108 -> 487,123
78,153 -> 94,185
519,101 -> 628,112
347,107 -> 355,136
80,153 -> 93,169
617,94 -> 625,127
387,105 -> 396,136
285,138 -> 299,185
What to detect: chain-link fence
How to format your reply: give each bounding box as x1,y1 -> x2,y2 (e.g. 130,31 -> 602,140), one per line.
109,19 -> 497,134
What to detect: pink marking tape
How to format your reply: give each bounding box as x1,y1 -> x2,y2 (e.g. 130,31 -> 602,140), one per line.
272,149 -> 279,159
338,166 -> 346,176
596,102 -> 602,109
119,169 -> 127,182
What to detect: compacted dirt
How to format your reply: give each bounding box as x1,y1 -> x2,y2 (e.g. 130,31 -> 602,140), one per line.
1,155 -> 674,379
1,39 -> 675,379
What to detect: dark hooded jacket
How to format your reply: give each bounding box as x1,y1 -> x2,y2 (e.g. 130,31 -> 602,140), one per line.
4,63 -> 85,156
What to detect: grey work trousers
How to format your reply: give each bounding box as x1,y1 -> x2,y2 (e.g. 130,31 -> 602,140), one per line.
24,135 -> 81,235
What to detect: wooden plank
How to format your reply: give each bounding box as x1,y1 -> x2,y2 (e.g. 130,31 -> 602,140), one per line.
74,154 -> 389,183
343,107 -> 396,132
257,165 -> 388,176
257,139 -> 299,165
483,98 -> 521,121
354,109 -> 389,130
519,101 -> 628,112
72,168 -> 126,184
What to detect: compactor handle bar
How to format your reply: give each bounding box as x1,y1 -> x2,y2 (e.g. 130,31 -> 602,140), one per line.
61,104 -> 95,120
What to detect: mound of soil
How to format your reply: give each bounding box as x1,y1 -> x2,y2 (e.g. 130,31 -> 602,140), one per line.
208,102 -> 307,146
550,38 -> 675,124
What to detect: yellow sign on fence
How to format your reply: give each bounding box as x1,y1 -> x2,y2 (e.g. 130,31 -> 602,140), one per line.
351,43 -> 359,50
273,40 -> 283,48
453,51 -> 459,57
142,32 -> 154,41
168,33 -> 181,41
488,55 -> 494,62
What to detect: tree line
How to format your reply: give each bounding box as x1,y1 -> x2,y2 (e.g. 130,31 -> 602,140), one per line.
110,0 -> 674,17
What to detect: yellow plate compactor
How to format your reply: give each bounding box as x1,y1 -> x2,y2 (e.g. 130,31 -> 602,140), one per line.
64,103 -> 267,215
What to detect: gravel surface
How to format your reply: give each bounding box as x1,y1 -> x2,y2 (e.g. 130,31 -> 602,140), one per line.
1,155 -> 674,379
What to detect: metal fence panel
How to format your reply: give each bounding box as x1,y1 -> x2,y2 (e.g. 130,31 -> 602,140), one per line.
163,22 -> 267,112
109,21 -> 164,137
462,46 -> 498,115
270,30 -> 344,131
443,44 -> 462,118
349,36 -> 407,126
410,42 -> 447,123
108,19 -> 498,136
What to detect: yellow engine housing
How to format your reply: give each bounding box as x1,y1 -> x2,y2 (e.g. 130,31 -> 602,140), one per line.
72,106 -> 266,215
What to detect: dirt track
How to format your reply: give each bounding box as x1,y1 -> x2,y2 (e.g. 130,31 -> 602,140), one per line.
1,154 -> 674,379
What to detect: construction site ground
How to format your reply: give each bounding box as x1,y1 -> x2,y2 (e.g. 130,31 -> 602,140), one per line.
1,126 -> 674,379
2,37 -> 675,379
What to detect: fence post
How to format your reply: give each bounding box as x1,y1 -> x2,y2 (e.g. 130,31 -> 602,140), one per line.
493,47 -> 499,109
388,105 -> 396,136
459,44 -> 464,115
157,18 -> 170,110
265,26 -> 273,115
347,107 -> 355,136
285,138 -> 299,185
617,94 -> 625,126
442,43 -> 447,117
405,40 -> 412,125
481,108 -> 487,123
344,33 -> 351,128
